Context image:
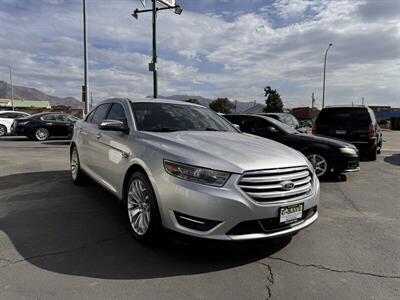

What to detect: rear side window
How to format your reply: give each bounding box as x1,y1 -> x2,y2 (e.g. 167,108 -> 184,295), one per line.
316,108 -> 371,128
91,104 -> 111,125
42,114 -> 57,121
224,115 -> 241,124
106,103 -> 127,121
86,109 -> 96,123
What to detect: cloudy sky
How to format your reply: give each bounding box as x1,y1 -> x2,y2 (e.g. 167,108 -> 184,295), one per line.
0,0 -> 399,107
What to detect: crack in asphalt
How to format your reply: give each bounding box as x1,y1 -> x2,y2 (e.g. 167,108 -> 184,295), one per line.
0,231 -> 129,269
268,256 -> 400,280
257,261 -> 274,300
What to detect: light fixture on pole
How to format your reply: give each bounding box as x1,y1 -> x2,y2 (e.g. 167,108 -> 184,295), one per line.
322,43 -> 333,109
132,0 -> 183,99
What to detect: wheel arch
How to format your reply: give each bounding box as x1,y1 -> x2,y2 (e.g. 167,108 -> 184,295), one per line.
122,164 -> 150,203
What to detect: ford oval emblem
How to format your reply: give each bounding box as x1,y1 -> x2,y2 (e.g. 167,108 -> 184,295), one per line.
281,181 -> 295,191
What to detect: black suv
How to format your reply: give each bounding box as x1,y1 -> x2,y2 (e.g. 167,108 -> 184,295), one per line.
313,106 -> 382,160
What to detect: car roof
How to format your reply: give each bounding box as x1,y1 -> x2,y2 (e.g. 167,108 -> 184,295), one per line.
100,98 -> 202,107
0,110 -> 29,114
324,105 -> 367,109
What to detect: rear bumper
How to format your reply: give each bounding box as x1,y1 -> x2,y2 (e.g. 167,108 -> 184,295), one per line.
351,140 -> 377,153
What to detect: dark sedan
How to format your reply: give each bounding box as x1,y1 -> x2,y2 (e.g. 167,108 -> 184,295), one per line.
224,114 -> 360,178
11,112 -> 79,141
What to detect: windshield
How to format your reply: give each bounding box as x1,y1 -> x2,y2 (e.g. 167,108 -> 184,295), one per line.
263,116 -> 300,134
131,102 -> 237,132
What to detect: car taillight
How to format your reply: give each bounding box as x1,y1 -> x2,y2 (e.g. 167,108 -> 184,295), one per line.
18,121 -> 30,126
368,124 -> 376,139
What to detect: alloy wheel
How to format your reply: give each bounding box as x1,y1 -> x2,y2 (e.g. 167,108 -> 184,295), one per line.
0,126 -> 5,136
35,128 -> 49,141
71,149 -> 79,180
307,154 -> 328,177
127,178 -> 151,236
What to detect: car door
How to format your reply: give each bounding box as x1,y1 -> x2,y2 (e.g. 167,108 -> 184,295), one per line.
96,102 -> 133,192
40,114 -> 58,136
83,103 -> 112,183
54,114 -> 72,136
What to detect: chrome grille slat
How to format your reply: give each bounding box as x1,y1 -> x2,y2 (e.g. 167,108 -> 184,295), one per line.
238,166 -> 313,202
240,170 -> 309,183
240,176 -> 311,190
244,166 -> 309,175
246,183 -> 311,199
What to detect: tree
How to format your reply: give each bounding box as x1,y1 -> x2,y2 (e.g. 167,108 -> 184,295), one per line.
186,98 -> 200,105
263,86 -> 283,113
209,98 -> 234,114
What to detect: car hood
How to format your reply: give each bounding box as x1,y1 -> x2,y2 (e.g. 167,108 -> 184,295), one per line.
297,133 -> 357,148
138,131 -> 310,174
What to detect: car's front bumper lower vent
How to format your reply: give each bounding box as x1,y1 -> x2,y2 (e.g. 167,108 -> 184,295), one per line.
238,166 -> 313,202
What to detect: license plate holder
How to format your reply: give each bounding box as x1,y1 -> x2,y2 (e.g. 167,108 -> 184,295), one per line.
280,204 -> 303,224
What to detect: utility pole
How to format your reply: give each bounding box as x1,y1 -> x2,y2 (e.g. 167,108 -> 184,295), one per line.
311,92 -> 316,124
9,64 -> 14,111
132,0 -> 182,99
322,43 -> 333,109
362,97 -> 365,106
152,0 -> 158,98
82,0 -> 89,114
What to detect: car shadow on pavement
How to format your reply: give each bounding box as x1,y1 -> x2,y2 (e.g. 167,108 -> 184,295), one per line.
384,153 -> 400,166
0,171 -> 290,280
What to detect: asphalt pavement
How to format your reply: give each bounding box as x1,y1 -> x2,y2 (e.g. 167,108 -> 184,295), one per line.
0,133 -> 399,299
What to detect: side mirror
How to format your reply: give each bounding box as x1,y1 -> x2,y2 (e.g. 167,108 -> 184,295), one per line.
232,124 -> 241,131
99,119 -> 129,133
266,126 -> 278,134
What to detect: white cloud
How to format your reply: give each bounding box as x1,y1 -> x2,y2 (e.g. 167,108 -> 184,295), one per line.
0,0 -> 399,108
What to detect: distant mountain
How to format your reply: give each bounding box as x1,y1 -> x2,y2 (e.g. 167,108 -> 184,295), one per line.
156,94 -> 263,113
0,80 -> 83,108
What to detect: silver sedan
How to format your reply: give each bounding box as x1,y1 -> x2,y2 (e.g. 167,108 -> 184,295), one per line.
70,98 -> 319,242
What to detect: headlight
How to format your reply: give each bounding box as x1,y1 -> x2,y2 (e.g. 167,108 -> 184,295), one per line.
339,147 -> 357,155
164,160 -> 230,187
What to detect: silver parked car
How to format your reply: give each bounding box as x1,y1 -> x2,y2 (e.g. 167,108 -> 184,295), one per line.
70,98 -> 319,242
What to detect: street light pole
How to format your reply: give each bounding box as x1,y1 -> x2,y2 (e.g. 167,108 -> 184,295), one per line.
9,64 -> 14,111
152,0 -> 158,98
322,43 -> 333,109
82,0 -> 89,115
132,0 -> 182,99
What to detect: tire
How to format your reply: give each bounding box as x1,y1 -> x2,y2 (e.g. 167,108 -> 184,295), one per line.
367,146 -> 377,161
305,152 -> 330,178
34,127 -> 49,141
0,125 -> 6,137
125,171 -> 161,242
70,146 -> 87,185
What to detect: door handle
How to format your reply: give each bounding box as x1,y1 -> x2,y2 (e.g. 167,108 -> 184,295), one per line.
96,132 -> 102,139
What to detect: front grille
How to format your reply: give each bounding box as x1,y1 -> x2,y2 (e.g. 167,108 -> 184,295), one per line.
238,166 -> 313,202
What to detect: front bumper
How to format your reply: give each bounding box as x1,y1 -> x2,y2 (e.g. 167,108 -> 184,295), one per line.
331,153 -> 360,173
153,171 -> 319,241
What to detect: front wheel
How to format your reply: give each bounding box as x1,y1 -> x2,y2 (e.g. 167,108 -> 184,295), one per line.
126,171 -> 161,242
306,152 -> 330,178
